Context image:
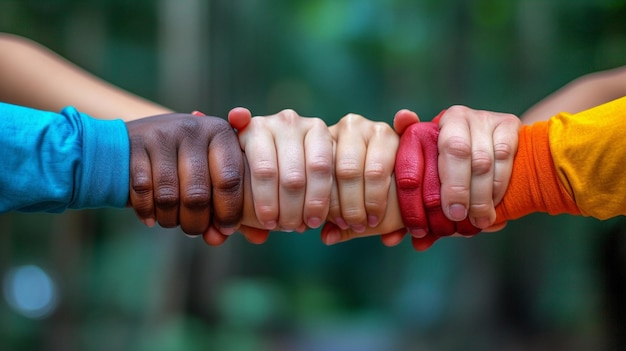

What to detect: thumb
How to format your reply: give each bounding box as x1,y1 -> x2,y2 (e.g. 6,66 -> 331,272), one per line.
228,107 -> 253,131
393,109 -> 420,134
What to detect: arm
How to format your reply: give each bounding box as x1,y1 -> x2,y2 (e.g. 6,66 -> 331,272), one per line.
326,97 -> 626,249
521,66 -> 626,124
0,34 -> 238,236
0,33 -> 170,120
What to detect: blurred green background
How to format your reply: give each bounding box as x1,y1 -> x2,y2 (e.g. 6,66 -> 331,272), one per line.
2,0 -> 626,350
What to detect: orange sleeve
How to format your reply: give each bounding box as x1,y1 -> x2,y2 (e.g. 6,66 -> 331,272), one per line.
494,122 -> 580,225
495,96 -> 626,224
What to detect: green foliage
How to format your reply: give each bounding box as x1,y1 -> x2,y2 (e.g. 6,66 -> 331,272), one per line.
2,1 -> 626,349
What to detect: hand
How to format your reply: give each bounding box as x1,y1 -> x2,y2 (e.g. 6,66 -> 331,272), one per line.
321,113 -> 406,245
393,121 -> 480,251
394,107 -> 520,230
126,113 -> 244,242
230,108 -> 334,232
434,106 -> 520,229
381,107 -> 520,250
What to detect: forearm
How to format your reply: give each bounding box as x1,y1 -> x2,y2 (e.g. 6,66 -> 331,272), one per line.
521,66 -> 626,124
0,33 -> 170,121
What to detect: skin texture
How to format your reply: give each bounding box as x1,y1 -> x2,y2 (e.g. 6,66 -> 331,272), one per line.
521,66 -> 626,124
0,33 -> 245,238
321,107 -> 522,249
0,33 -> 169,120
208,108 -> 404,246
126,113 -> 244,236
1,33 -> 523,248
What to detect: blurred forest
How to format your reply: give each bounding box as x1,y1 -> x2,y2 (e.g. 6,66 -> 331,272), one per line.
2,0 -> 626,350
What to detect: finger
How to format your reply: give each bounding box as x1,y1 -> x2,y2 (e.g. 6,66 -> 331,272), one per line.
380,229 -> 408,247
202,226 -> 228,246
302,119 -> 333,229
208,126 -> 245,234
421,123 -> 455,236
363,122 -> 398,228
238,226 -> 271,244
177,132 -> 211,235
492,116 -> 521,205
320,222 -> 341,245
393,109 -> 421,134
240,118 -> 279,230
335,115 -> 368,231
454,217 -> 481,236
437,106 -> 471,222
395,123 -> 428,237
467,114 -> 496,229
327,162 -> 349,230
128,136 -> 156,227
411,234 -> 438,252
275,114 -> 307,231
151,139 -> 180,228
228,107 -> 253,131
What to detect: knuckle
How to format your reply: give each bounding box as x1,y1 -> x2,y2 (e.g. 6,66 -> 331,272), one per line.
181,185 -> 211,209
280,220 -> 302,230
251,161 -> 278,182
503,113 -> 522,126
131,171 -> 152,195
471,150 -> 493,176
372,121 -> 394,135
440,136 -> 472,160
281,171 -> 306,192
342,208 -> 365,223
446,105 -> 470,117
494,142 -> 515,161
306,198 -> 330,212
444,185 -> 470,200
133,204 -> 153,219
309,117 -> 328,129
307,156 -> 333,177
155,188 -> 179,209
255,205 -> 277,220
278,109 -> 299,124
338,113 -> 363,127
335,163 -> 361,181
214,171 -> 243,196
396,177 -> 420,189
364,164 -> 388,183
177,118 -> 202,138
469,202 -> 493,215
365,199 -> 385,213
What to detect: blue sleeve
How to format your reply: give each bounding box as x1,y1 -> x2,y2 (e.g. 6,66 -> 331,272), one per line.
0,103 -> 130,213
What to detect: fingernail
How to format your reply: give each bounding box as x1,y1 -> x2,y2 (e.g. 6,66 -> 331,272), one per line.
367,215 -> 379,227
409,228 -> 427,238
191,110 -> 206,116
142,218 -> 155,228
473,216 -> 490,229
263,220 -> 277,230
307,217 -> 322,229
326,229 -> 341,245
335,217 -> 349,230
219,227 -> 236,236
448,204 -> 467,221
351,224 -> 366,233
